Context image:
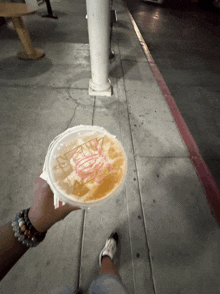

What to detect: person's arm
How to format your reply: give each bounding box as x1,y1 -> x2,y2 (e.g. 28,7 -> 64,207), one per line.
0,174 -> 80,281
0,221 -> 29,281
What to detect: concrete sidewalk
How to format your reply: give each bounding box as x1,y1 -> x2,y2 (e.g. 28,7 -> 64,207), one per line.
1,0 -> 220,293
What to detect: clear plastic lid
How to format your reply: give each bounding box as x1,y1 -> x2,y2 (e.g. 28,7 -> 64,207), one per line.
43,125 -> 127,209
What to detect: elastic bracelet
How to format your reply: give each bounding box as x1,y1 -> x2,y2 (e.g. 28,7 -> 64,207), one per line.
11,208 -> 47,248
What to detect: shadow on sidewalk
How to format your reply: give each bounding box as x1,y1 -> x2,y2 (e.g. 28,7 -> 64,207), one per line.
0,56 -> 53,80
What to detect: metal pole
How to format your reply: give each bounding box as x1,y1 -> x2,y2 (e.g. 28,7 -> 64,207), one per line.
86,0 -> 112,96
42,0 -> 58,19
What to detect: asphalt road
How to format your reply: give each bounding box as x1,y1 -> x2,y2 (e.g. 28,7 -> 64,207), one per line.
124,0 -> 220,190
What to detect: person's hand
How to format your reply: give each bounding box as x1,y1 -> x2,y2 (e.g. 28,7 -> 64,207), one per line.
28,172 -> 80,233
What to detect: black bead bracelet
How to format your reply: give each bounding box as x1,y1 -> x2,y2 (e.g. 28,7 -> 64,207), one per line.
11,208 -> 47,248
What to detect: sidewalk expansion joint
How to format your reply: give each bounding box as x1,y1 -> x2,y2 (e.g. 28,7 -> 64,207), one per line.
0,84 -> 88,90
92,97 -> 96,126
78,209 -> 86,291
116,28 -> 157,293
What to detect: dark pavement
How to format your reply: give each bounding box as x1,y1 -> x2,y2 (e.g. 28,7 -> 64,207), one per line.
125,0 -> 220,189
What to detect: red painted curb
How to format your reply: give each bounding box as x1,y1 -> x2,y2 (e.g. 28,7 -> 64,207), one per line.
126,8 -> 220,223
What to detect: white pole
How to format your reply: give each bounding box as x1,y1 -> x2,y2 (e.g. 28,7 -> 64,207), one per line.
86,0 -> 112,96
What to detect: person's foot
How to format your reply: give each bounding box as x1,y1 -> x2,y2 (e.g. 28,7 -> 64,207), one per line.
99,232 -> 119,267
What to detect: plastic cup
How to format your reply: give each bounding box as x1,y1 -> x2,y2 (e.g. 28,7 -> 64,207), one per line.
41,125 -> 127,209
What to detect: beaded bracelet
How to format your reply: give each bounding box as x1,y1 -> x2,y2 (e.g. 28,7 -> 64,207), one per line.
11,208 -> 47,248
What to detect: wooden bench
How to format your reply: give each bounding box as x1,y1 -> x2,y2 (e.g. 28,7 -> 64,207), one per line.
0,3 -> 45,60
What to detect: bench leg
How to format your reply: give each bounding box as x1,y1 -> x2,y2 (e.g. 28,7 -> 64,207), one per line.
11,16 -> 45,60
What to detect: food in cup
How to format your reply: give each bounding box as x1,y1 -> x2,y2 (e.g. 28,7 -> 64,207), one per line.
52,133 -> 126,204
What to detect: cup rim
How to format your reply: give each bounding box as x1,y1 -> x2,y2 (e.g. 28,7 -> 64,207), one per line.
45,125 -> 127,207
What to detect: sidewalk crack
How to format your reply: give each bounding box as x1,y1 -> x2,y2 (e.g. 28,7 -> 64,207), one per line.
92,96 -> 96,126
